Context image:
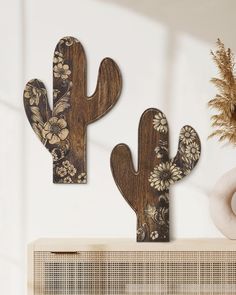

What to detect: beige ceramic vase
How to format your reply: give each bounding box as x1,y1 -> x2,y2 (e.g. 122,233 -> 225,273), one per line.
209,167 -> 236,239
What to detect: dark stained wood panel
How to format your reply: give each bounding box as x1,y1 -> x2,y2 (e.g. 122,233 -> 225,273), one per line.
111,108 -> 201,242
24,36 -> 122,184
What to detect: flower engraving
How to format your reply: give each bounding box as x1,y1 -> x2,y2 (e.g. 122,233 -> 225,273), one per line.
154,140 -> 168,159
62,160 -> 77,176
51,148 -> 65,162
184,142 -> 200,163
137,224 -> 147,242
24,84 -> 45,106
150,231 -> 159,240
56,166 -> 67,177
56,160 -> 77,178
63,176 -> 73,183
53,51 -> 64,64
153,112 -> 168,133
53,63 -> 71,80
180,126 -> 197,145
77,172 -> 87,184
42,117 -> 69,144
149,161 -> 182,191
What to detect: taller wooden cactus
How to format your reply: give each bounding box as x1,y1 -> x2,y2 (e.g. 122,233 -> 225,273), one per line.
24,37 -> 121,183
111,108 -> 201,242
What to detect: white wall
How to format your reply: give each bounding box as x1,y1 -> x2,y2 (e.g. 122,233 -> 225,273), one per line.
1,0 -> 236,294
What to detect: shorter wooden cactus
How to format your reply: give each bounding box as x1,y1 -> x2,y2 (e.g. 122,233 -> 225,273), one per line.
111,108 -> 201,242
24,36 -> 121,183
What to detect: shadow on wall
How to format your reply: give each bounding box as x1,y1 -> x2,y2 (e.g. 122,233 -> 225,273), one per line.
96,0 -> 236,116
97,0 -> 236,47
96,0 -> 236,238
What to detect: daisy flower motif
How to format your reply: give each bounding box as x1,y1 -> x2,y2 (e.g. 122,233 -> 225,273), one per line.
153,112 -> 168,133
185,142 -> 200,163
180,126 -> 197,145
149,161 -> 182,191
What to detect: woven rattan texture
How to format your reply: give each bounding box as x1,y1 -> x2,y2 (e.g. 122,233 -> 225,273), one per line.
34,251 -> 236,294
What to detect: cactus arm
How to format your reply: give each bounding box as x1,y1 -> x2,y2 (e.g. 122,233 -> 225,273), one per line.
111,143 -> 138,213
86,58 -> 122,123
171,125 -> 201,180
23,79 -> 52,150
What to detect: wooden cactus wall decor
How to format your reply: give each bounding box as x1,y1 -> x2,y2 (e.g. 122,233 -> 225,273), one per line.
24,36 -> 122,183
111,108 -> 201,242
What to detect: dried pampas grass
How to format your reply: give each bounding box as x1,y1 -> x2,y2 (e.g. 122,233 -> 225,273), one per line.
208,39 -> 236,145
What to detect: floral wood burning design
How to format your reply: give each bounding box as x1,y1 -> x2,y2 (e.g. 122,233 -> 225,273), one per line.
24,37 -> 122,183
111,108 -> 201,242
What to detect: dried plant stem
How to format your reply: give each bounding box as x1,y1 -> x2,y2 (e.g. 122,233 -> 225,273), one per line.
208,39 -> 236,145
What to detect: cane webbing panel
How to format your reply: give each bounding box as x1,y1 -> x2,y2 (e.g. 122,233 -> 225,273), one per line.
33,250 -> 236,295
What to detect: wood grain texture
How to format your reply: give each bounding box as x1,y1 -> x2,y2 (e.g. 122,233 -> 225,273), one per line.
24,36 -> 122,183
111,108 -> 201,242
